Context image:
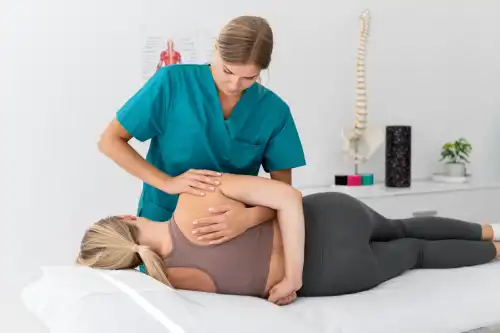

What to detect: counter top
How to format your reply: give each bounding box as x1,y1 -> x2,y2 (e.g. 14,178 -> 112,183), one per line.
298,178 -> 500,199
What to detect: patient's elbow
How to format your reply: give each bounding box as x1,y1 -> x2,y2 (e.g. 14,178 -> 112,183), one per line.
284,186 -> 302,205
291,187 -> 302,199
294,188 -> 303,203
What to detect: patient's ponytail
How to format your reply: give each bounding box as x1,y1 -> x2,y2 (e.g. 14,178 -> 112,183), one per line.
77,216 -> 171,287
134,244 -> 172,287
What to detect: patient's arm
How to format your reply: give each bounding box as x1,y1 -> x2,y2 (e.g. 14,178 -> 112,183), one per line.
246,169 -> 293,227
218,174 -> 304,288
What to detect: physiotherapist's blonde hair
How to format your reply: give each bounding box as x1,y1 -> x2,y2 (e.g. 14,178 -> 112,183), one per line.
76,216 -> 171,286
217,15 -> 274,70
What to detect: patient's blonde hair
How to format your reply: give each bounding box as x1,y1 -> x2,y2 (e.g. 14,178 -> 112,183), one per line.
77,216 -> 171,286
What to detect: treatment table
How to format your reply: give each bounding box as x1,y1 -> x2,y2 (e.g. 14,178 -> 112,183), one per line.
21,261 -> 500,333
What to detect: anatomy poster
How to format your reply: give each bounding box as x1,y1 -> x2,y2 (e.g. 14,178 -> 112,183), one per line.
141,25 -> 217,80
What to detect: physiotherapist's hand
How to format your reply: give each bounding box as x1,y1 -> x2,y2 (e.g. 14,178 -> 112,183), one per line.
164,169 -> 222,196
191,204 -> 252,244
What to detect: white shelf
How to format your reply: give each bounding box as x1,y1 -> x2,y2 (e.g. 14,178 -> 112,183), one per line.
298,178 -> 500,199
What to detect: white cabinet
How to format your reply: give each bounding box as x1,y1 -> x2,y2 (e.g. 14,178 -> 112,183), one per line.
299,180 -> 500,224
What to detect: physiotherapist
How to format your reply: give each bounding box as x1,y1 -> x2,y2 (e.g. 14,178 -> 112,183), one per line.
98,15 -> 306,245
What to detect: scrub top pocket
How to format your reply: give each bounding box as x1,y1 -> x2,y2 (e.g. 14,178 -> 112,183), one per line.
228,139 -> 265,171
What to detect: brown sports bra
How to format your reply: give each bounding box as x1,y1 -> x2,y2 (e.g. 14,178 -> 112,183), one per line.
164,216 -> 274,297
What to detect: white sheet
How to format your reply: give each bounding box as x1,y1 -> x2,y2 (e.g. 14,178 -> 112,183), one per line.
22,261 -> 500,333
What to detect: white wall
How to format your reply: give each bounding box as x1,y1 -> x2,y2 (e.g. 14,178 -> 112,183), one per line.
2,0 -> 500,331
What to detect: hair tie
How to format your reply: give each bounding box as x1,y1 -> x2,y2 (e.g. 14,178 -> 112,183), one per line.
132,244 -> 140,253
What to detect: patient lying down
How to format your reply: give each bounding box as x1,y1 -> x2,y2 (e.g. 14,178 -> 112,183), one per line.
77,173 -> 500,306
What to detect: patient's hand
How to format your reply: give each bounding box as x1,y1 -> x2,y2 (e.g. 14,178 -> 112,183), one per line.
191,204 -> 253,244
267,277 -> 300,306
273,291 -> 297,306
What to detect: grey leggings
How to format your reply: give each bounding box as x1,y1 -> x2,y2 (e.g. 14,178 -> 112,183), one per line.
298,192 -> 497,297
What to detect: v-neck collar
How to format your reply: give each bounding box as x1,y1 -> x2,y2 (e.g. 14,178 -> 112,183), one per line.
204,64 -> 257,124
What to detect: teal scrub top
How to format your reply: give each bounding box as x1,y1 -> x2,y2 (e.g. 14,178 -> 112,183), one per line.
116,64 -> 306,221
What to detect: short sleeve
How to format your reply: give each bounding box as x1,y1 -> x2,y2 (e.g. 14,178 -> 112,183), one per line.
262,106 -> 306,172
116,67 -> 171,142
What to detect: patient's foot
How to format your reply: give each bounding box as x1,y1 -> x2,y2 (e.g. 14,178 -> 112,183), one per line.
482,224 -> 494,241
494,242 -> 500,259
481,224 -> 500,242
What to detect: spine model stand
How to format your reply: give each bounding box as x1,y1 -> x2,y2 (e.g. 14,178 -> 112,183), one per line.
337,9 -> 383,187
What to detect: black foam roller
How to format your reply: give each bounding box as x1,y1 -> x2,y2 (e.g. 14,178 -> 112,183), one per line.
385,125 -> 412,187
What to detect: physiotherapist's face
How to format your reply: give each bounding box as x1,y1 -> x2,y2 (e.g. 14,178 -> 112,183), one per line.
212,49 -> 261,96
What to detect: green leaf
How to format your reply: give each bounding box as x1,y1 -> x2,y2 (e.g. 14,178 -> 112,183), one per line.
440,138 -> 472,164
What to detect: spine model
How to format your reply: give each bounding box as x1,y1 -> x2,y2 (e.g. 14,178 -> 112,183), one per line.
353,10 -> 371,139
340,9 -> 384,174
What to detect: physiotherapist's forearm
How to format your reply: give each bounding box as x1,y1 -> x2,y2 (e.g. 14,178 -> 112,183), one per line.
99,138 -> 170,192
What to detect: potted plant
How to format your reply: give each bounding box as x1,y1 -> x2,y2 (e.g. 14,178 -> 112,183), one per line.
439,137 -> 472,177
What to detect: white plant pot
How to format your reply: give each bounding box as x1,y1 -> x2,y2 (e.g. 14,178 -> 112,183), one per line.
444,163 -> 466,177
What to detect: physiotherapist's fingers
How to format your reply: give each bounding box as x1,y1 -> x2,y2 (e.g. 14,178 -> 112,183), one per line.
192,175 -> 220,187
189,169 -> 222,177
192,223 -> 223,235
193,215 -> 226,226
189,180 -> 216,192
207,205 -> 231,214
197,232 -> 226,242
185,172 -> 220,186
207,236 -> 229,245
186,187 -> 206,196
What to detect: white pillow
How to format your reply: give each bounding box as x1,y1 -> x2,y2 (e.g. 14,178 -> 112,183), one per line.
21,266 -> 313,333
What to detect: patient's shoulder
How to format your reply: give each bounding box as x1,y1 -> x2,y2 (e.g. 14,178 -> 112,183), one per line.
156,223 -> 173,258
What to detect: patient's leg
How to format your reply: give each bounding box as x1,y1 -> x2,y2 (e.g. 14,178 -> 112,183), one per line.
315,190 -> 494,242
300,191 -> 496,243
297,192 -> 482,242
371,238 -> 498,284
393,216 -> 490,241
369,211 -> 493,243
300,237 -> 498,297
329,191 -> 488,242
298,192 -> 499,297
